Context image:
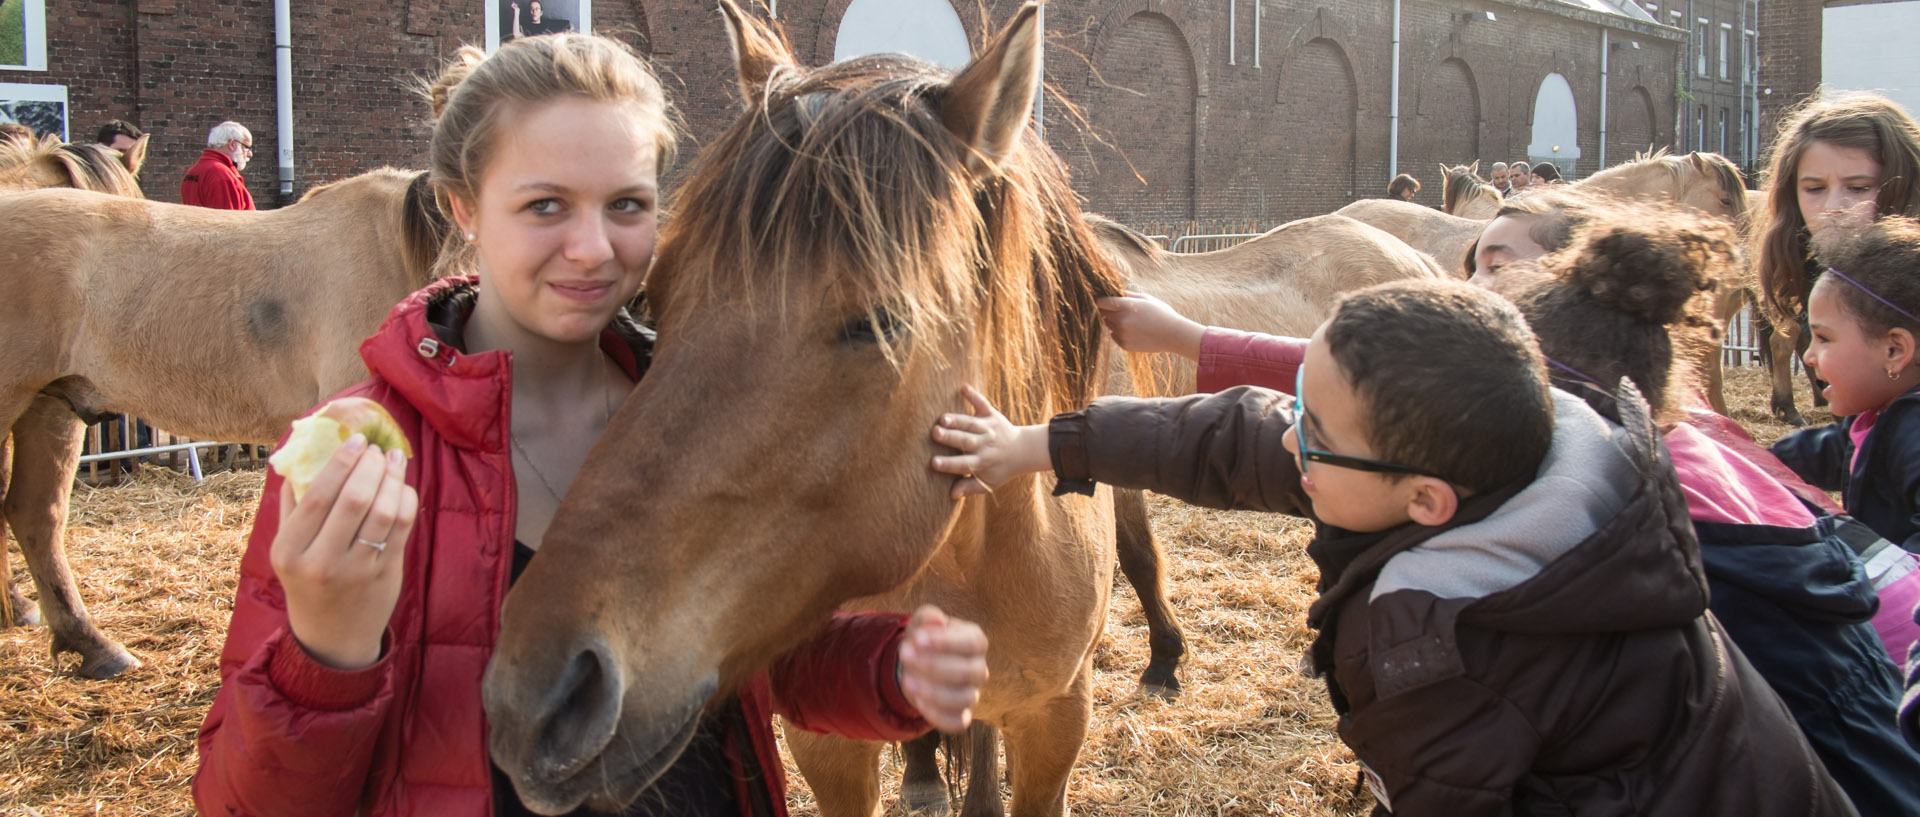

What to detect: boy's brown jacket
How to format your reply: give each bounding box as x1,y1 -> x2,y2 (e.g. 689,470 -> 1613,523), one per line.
1050,384 -> 1856,817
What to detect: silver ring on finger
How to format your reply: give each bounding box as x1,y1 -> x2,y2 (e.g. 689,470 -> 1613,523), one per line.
355,537 -> 388,552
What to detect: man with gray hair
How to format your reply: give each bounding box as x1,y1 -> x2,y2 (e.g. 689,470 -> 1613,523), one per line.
181,120 -> 255,210
1490,161 -> 1511,195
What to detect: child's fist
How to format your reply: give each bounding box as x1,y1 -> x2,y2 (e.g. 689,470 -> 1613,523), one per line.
898,605 -> 989,733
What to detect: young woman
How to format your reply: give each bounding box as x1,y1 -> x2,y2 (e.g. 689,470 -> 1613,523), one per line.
1754,93 -> 1920,334
194,34 -> 988,817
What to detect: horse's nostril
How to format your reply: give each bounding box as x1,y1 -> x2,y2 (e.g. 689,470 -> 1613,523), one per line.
527,644 -> 624,785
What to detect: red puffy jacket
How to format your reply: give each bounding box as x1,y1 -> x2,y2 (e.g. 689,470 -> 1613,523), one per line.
180,149 -> 255,210
195,278 -> 928,816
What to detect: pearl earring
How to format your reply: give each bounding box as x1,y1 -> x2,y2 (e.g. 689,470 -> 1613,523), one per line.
465,232 -> 475,242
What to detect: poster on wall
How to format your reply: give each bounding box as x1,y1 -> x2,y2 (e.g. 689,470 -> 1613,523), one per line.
485,0 -> 589,53
0,82 -> 65,140
0,0 -> 48,71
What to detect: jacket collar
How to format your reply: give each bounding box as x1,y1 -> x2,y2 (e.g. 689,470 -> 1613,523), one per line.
197,148 -> 237,169
357,276 -> 652,452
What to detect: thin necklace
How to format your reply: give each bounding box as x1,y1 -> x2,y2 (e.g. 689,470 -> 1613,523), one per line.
510,351 -> 618,504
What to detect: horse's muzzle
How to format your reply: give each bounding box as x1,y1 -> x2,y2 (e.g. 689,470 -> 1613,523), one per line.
485,637 -> 715,814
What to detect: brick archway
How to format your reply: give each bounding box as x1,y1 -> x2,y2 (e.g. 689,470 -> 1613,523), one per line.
1083,10 -> 1200,222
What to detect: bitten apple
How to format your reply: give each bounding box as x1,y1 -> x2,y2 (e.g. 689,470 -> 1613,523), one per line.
268,397 -> 413,500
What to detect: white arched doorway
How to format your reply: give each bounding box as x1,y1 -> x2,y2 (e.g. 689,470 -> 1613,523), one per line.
1527,73 -> 1580,176
834,0 -> 971,69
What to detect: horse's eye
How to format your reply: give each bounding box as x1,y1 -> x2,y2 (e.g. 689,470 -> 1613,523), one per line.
1722,198 -> 1733,206
839,309 -> 907,345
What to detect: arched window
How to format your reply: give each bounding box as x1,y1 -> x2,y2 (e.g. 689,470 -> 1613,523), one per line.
1527,73 -> 1580,177
834,0 -> 971,69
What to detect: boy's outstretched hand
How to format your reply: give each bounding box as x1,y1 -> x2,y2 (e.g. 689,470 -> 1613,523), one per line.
1097,290 -> 1206,360
898,605 -> 989,733
931,385 -> 1052,499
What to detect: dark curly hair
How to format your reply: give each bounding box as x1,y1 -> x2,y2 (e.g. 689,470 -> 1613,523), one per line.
1510,203 -> 1735,416
1811,216 -> 1920,338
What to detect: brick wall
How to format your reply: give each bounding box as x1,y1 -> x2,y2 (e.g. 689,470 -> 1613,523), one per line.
1758,0 -> 1821,163
3,0 -> 1682,227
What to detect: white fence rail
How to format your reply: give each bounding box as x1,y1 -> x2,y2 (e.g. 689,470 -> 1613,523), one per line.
74,416 -> 262,485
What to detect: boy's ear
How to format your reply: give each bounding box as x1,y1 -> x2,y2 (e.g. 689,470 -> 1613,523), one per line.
1887,327 -> 1916,375
1405,477 -> 1460,527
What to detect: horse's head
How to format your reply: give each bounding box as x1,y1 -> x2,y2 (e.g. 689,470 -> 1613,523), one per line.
1440,162 -> 1498,217
484,3 -> 1118,811
0,136 -> 144,197
1584,149 -> 1745,223
1675,151 -> 1747,221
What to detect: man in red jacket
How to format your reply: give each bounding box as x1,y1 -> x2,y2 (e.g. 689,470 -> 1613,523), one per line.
180,120 -> 255,210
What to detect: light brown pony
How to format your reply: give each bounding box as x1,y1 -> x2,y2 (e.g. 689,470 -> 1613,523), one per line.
484,5 -> 1118,817
1441,161 -> 1503,219
0,133 -> 148,196
1332,198 -> 1485,278
0,168 -> 450,677
1575,150 -> 1753,416
1093,213 -> 1448,394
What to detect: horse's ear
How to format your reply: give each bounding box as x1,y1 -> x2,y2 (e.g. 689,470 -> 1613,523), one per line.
940,2 -> 1043,177
1468,160 -> 1480,175
121,133 -> 149,177
718,0 -> 794,104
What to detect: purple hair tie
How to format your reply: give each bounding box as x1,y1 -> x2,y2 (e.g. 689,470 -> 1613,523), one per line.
1545,356 -> 1605,387
1826,267 -> 1920,324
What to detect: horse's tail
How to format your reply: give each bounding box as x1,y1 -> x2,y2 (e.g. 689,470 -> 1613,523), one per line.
949,721 -> 999,814
401,170 -> 455,285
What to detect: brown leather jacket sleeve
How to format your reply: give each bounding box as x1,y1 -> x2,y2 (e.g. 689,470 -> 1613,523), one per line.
1049,386 -> 1314,519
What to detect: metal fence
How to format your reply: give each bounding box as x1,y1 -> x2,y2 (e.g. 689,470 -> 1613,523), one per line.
75,416 -> 265,485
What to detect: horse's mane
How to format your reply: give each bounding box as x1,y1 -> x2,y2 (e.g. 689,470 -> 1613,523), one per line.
656,52 -> 1123,421
1587,149 -> 1747,220
0,136 -> 143,197
1441,165 -> 1492,213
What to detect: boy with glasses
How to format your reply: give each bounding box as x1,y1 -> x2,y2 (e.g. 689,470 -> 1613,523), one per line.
928,279 -> 1854,816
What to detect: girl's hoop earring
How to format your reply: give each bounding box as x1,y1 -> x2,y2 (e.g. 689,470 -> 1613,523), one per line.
1891,368 -> 1902,381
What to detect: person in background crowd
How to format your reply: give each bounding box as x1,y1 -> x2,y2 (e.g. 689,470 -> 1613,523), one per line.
1387,173 -> 1421,202
96,119 -> 144,152
1490,161 -> 1511,195
1531,162 -> 1563,185
1508,161 -> 1533,195
181,121 -> 255,210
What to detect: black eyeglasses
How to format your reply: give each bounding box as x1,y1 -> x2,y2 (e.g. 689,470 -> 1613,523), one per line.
1292,367 -> 1443,477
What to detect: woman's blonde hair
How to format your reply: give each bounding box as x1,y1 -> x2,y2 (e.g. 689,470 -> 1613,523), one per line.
1754,92 -> 1920,324
423,34 -> 678,214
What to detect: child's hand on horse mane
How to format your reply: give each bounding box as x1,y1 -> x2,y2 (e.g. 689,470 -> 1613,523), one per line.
897,605 -> 989,734
931,385 -> 1051,499
1097,290 -> 1206,361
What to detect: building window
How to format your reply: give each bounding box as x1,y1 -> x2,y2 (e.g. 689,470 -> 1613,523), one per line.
1718,109 -> 1728,154
1696,19 -> 1709,76
1719,24 -> 1731,79
1697,106 -> 1707,151
1745,30 -> 1758,83
1645,2 -> 1659,18
1743,109 -> 1754,163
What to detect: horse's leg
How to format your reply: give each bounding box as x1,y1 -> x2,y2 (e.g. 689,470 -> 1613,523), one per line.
956,722 -> 1002,817
997,665 -> 1094,817
900,731 -> 951,816
6,397 -> 139,678
1113,488 -> 1182,697
785,726 -> 884,817
0,432 -> 39,627
1757,313 -> 1806,426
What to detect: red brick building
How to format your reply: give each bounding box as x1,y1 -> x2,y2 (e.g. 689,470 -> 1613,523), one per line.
4,0 -> 1684,226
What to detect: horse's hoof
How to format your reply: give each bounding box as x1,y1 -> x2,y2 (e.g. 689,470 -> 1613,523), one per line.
1137,680 -> 1181,700
902,780 -> 953,816
51,633 -> 141,680
75,647 -> 141,680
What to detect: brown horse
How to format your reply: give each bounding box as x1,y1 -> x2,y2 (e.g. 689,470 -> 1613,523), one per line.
1441,162 -> 1503,219
0,133 -> 147,196
484,5 -> 1119,816
0,169 -> 450,677
1330,198 -> 1484,278
1576,148 -> 1747,221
